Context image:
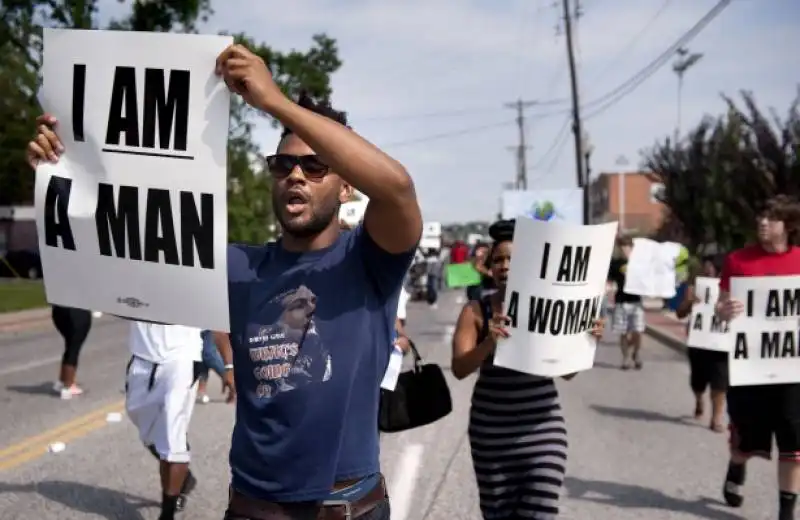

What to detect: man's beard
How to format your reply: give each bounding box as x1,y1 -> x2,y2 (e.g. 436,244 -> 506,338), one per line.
274,201 -> 340,239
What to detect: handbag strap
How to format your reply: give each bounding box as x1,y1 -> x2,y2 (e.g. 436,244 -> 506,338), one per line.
406,339 -> 426,373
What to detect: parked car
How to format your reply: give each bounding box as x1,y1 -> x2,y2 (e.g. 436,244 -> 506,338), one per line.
0,249 -> 42,279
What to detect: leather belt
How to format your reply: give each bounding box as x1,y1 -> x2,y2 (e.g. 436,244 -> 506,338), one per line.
227,476 -> 387,520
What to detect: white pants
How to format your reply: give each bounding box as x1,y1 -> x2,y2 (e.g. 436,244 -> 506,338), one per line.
125,356 -> 198,463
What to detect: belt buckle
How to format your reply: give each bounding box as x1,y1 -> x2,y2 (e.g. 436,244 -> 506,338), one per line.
321,499 -> 352,520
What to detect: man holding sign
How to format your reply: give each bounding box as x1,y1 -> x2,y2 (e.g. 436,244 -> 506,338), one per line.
715,196 -> 800,520
28,40 -> 421,520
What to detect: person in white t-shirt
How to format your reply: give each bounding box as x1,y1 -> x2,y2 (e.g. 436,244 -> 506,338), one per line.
125,321 -> 232,520
397,285 -> 410,328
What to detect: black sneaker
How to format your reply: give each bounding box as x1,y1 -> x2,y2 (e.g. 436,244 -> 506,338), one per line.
723,462 -> 745,508
176,473 -> 197,512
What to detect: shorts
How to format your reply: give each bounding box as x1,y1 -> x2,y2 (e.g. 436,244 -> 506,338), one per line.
727,383 -> 800,461
125,356 -> 199,463
687,347 -> 728,392
612,302 -> 645,334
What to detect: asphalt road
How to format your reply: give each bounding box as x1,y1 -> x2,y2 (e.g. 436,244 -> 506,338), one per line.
0,291 -> 777,519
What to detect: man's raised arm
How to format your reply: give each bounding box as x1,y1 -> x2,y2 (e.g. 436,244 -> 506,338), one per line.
215,44 -> 422,254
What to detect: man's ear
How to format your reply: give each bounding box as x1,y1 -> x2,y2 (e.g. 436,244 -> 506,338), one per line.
339,183 -> 353,204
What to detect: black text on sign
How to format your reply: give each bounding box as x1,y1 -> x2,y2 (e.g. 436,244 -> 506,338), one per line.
72,64 -> 192,159
734,288 -> 800,360
43,178 -> 215,269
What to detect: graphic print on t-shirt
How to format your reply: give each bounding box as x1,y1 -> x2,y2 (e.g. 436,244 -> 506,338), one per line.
246,285 -> 331,399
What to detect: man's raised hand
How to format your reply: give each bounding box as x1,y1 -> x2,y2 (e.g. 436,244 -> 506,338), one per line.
27,114 -> 63,169
215,44 -> 285,112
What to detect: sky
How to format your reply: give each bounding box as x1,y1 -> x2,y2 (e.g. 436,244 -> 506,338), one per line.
97,0 -> 799,224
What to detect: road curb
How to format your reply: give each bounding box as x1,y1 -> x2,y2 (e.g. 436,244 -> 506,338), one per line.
0,308 -> 52,334
0,308 -> 107,334
645,325 -> 688,356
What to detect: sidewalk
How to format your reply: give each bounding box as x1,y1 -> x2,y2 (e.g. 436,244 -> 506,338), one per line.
0,307 -> 53,333
644,309 -> 688,354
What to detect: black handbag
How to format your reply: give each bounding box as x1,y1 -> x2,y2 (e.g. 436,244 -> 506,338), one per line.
378,340 -> 453,433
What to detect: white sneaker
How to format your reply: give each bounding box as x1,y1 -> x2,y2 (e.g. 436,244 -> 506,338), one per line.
199,394 -> 210,404
52,381 -> 64,393
60,385 -> 84,400
92,311 -> 103,318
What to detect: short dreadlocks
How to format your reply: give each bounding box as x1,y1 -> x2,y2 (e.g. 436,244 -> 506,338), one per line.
280,92 -> 349,139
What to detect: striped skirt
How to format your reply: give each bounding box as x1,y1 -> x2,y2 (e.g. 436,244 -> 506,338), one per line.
468,367 -> 567,519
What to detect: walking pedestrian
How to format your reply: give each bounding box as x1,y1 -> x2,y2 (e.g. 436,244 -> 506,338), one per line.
675,254 -> 728,432
124,321 -> 234,519
608,236 -> 645,369
51,305 -> 92,399
424,249 -> 442,308
451,219 -> 605,520
197,330 -> 236,404
715,195 -> 800,520
25,42 -> 421,520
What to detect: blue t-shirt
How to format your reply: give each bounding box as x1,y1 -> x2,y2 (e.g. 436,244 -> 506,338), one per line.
226,225 -> 414,501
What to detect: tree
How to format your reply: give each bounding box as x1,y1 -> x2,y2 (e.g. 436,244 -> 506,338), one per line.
645,90 -> 800,255
0,1 -> 43,204
0,0 -> 342,244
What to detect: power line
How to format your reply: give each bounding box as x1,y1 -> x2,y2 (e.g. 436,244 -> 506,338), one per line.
366,0 -> 728,126
532,117 -> 571,170
590,0 -> 674,84
530,0 -> 731,170
357,106 -> 503,122
582,0 -> 731,119
373,0 -> 732,150
380,119 -> 516,148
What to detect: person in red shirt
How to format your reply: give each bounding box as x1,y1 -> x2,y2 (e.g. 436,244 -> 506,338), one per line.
450,240 -> 469,264
715,195 -> 800,520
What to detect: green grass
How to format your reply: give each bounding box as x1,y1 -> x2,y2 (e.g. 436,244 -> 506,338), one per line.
0,280 -> 47,313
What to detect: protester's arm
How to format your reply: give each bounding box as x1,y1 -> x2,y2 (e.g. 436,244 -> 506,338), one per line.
212,331 -> 234,367
268,97 -> 422,254
472,250 -> 491,277
215,44 -> 422,253
393,318 -> 411,354
209,331 -> 236,402
675,284 -> 696,319
451,303 -> 495,380
713,253 -> 742,321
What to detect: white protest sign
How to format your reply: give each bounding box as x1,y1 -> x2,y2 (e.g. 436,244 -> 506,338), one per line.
727,276 -> 800,386
35,29 -> 232,331
623,238 -> 679,298
494,218 -> 618,377
686,277 -> 729,351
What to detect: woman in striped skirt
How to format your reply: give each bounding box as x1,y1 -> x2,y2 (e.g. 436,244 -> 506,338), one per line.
451,219 -> 605,519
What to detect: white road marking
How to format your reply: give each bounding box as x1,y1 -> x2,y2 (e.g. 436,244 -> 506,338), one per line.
389,443 -> 425,520
0,355 -> 62,377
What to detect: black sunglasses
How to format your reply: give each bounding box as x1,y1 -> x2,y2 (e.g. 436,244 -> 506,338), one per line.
265,154 -> 330,179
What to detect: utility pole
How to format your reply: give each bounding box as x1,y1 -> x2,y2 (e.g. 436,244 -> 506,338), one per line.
561,0 -> 588,224
672,47 -> 703,144
504,98 -> 537,190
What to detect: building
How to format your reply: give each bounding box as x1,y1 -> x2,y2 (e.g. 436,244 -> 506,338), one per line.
0,205 -> 37,254
589,172 -> 665,234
